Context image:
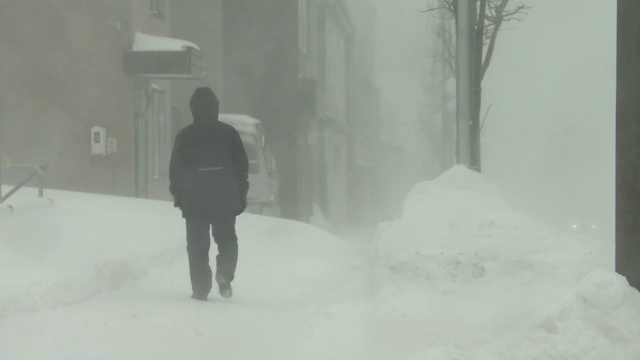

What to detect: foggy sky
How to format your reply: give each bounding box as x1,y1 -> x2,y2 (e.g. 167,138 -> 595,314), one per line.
374,0 -> 616,235
482,0 -> 615,234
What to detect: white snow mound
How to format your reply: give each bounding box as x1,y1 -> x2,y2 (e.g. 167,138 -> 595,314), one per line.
374,166 -> 631,359
478,269 -> 640,360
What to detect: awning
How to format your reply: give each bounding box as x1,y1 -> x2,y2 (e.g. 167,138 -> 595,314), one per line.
124,32 -> 205,79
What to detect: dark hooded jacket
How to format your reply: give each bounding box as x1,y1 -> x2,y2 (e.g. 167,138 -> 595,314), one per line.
169,87 -> 249,219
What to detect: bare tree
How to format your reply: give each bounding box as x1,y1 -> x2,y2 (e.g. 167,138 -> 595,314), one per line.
425,0 -> 529,171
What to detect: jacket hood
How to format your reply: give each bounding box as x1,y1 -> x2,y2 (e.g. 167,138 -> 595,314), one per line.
189,87 -> 220,123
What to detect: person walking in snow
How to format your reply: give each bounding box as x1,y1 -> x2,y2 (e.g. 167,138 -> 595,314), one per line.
169,87 -> 249,301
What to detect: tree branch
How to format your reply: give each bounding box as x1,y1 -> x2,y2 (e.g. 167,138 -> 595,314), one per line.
502,4 -> 530,18
423,0 -> 529,87
480,104 -> 492,130
481,0 -> 508,79
421,6 -> 448,13
477,0 -> 488,73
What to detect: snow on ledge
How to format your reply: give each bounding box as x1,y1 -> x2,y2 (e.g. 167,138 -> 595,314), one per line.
132,32 -> 200,52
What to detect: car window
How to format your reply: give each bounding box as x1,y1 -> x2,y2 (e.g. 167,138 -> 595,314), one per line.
240,134 -> 259,174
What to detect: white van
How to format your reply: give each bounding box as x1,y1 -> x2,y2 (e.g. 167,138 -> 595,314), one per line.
218,114 -> 279,216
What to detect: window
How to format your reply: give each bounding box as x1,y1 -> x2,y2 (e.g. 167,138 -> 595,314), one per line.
151,87 -> 167,179
151,0 -> 165,18
241,134 -> 260,174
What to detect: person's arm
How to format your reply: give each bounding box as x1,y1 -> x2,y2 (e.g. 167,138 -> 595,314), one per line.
231,130 -> 249,212
169,134 -> 184,207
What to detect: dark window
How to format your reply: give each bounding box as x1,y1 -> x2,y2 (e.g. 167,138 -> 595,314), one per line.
151,0 -> 165,18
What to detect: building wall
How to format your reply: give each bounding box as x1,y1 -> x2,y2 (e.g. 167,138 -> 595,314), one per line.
130,0 -> 174,200
0,1 -> 136,196
169,0 -> 224,130
324,6 -> 350,225
342,0 -> 380,225
304,0 -> 379,225
616,0 -> 640,290
222,0 -> 302,220
0,0 -> 192,202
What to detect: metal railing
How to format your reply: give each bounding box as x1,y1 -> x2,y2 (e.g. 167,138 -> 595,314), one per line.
0,157 -> 50,204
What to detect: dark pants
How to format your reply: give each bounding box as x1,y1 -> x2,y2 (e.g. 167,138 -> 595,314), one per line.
185,215 -> 238,296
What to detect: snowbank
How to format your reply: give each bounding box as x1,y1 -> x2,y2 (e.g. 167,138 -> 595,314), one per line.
477,269 -> 640,360
0,189 -> 185,313
375,166 -> 630,359
377,166 -> 607,286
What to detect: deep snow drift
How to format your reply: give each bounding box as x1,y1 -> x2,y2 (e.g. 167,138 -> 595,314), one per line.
1,166 -> 639,360
376,166 -> 638,359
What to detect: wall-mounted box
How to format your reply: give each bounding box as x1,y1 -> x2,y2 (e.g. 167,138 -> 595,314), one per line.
91,126 -> 106,156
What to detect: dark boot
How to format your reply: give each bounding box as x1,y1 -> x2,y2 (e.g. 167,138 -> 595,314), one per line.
216,274 -> 233,299
191,293 -> 208,301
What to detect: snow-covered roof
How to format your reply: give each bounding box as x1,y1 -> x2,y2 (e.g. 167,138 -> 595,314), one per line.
219,114 -> 263,136
132,32 -> 200,51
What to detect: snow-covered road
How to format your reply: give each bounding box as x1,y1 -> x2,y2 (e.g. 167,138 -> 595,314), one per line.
0,190 -> 375,359
2,167 -> 640,360
1,242 -> 373,359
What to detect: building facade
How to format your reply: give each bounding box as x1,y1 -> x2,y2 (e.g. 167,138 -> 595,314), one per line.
220,0 -> 379,225
169,0 -> 224,132
305,0 -> 379,225
0,1 -> 379,227
0,1 -> 136,196
0,0 -> 203,200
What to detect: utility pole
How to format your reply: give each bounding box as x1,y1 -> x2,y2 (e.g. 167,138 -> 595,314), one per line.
440,10 -> 455,170
455,0 -> 472,166
616,0 -> 640,290
469,0 -> 482,172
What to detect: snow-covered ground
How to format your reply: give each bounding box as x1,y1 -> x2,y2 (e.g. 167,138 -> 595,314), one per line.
0,187 -> 371,359
2,166 -> 639,359
375,166 -> 638,359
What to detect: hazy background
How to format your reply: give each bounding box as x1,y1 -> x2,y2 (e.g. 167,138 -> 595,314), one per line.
0,0 -> 616,234
374,0 -> 616,236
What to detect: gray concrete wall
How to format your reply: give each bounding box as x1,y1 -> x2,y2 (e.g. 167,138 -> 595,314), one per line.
0,1 -> 136,196
169,0 -> 224,129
